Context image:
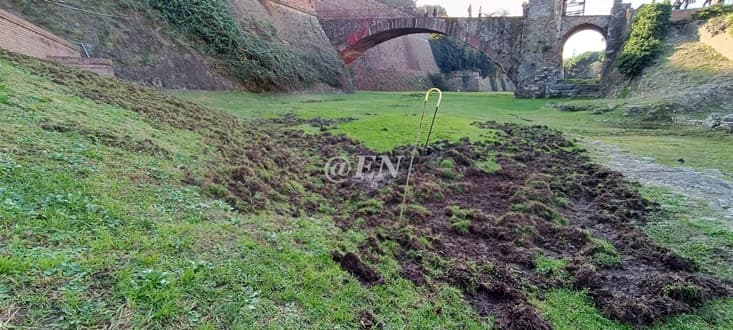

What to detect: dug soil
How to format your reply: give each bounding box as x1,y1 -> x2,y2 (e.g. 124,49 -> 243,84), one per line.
6,50 -> 730,329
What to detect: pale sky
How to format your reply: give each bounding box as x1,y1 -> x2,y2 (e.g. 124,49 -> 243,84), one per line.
414,0 -> 721,59
414,0 -> 715,17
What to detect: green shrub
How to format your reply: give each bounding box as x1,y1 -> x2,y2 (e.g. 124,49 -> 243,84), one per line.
564,51 -> 604,70
617,3 -> 672,76
148,0 -> 321,91
693,4 -> 733,21
564,51 -> 604,80
428,73 -> 450,90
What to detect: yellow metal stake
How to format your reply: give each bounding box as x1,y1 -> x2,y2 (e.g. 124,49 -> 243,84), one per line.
399,88 -> 443,222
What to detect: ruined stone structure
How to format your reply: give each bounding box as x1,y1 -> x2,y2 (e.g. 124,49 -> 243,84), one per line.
319,0 -> 632,98
446,71 -> 516,93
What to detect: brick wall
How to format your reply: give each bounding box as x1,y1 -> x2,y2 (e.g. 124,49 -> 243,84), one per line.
0,8 -> 80,59
0,9 -> 115,77
671,9 -> 697,23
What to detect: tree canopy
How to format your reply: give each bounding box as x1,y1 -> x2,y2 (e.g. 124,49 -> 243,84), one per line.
429,35 -> 498,78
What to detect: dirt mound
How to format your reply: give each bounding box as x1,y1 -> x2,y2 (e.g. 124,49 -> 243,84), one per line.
332,252 -> 384,286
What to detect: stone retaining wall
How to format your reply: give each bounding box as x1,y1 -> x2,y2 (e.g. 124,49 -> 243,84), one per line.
48,57 -> 115,77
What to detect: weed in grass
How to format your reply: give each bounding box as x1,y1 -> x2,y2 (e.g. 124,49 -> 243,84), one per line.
447,205 -> 474,234
534,254 -> 568,279
474,152 -> 501,174
356,198 -> 384,215
587,238 -> 622,268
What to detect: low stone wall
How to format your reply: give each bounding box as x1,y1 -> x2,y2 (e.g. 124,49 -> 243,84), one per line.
0,8 -> 79,59
546,82 -> 602,98
48,57 -> 115,77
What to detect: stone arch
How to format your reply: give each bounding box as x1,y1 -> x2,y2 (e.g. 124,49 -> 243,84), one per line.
341,27 -> 510,80
559,22 -> 609,80
561,22 -> 608,46
324,17 -> 523,84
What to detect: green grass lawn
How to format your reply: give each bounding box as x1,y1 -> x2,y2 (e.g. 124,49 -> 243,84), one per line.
175,91 -> 733,177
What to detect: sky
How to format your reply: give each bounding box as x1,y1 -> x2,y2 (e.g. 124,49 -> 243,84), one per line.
414,0 -> 716,17
413,0 -> 721,59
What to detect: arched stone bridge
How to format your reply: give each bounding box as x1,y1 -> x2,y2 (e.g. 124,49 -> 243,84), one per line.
319,0 -> 632,98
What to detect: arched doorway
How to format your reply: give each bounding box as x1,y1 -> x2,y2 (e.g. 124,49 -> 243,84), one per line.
561,26 -> 608,82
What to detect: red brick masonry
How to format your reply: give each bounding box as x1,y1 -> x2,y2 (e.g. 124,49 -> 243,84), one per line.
0,8 -> 114,77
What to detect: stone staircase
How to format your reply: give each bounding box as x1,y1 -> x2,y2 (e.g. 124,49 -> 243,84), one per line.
546,82 -> 602,98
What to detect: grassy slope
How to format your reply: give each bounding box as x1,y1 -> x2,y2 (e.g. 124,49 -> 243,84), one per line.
629,35 -> 733,112
0,55 -> 489,328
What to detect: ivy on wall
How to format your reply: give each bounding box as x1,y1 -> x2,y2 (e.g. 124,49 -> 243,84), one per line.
616,3 -> 672,77
148,0 -> 327,91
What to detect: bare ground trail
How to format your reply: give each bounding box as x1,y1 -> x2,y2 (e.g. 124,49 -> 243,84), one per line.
588,141 -> 733,223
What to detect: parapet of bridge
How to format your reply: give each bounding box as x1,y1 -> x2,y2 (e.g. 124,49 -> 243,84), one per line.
319,0 -> 633,98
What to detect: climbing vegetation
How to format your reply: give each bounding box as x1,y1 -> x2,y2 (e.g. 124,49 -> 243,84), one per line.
148,0 -> 335,91
429,35 -> 498,78
617,3 -> 672,77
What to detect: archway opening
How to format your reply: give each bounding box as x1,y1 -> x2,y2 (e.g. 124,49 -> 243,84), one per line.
562,28 -> 607,83
342,28 -> 516,92
427,35 -> 514,92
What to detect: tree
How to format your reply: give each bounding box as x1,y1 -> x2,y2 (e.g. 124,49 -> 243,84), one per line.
429,35 -> 498,78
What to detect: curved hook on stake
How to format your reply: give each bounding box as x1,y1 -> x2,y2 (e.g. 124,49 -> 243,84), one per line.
399,88 -> 443,222
424,88 -> 443,107
423,88 -> 443,148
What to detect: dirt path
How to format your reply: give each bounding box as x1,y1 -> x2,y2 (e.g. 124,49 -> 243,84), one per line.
588,141 -> 733,222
